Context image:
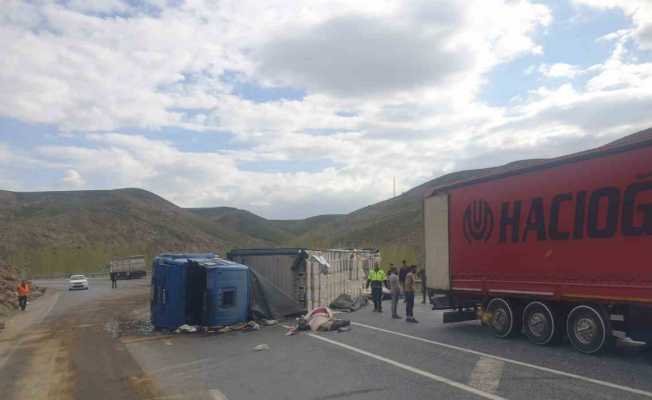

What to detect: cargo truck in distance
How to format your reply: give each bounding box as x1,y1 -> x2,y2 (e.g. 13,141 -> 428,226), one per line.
424,138 -> 652,354
109,256 -> 147,279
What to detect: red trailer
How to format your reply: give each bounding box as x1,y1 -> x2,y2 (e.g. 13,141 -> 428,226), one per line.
424,138 -> 652,354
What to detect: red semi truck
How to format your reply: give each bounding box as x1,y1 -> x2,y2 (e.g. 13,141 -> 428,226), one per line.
424,138 -> 652,354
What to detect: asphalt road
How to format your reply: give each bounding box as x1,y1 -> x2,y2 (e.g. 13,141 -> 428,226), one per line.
2,280 -> 652,400
125,295 -> 652,400
0,278 -> 157,400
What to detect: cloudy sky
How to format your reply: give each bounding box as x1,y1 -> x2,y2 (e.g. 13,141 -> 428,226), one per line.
1,0 -> 651,219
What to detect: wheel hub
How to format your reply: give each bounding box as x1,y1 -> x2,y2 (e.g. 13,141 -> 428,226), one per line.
492,309 -> 508,332
528,312 -> 547,337
575,317 -> 597,345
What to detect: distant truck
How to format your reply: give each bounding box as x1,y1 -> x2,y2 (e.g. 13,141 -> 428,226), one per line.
109,256 -> 147,279
424,138 -> 652,354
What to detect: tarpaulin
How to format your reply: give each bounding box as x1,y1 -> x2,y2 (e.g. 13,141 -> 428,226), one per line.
248,268 -> 304,320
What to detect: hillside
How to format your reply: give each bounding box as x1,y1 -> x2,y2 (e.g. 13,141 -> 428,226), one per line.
0,189 -> 268,276
187,207 -> 342,246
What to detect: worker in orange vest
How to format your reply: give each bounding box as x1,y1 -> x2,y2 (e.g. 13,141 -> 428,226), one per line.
16,280 -> 30,311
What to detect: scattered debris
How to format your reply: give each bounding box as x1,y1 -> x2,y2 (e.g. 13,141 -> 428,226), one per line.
296,316 -> 309,331
104,319 -> 121,339
176,324 -> 198,333
230,322 -> 247,330
245,321 -> 260,331
261,319 -> 278,326
203,320 -> 264,334
329,294 -> 368,312
307,306 -> 334,331
253,344 -> 270,351
286,306 -> 352,334
119,318 -> 155,336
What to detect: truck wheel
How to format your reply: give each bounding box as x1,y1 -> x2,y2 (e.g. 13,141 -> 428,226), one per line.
486,298 -> 518,338
566,305 -> 608,354
523,301 -> 559,345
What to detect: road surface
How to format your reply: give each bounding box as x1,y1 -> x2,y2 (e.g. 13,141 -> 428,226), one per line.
0,278 -> 156,400
1,279 -> 651,400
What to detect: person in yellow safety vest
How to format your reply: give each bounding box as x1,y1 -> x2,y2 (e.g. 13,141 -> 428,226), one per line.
366,264 -> 389,312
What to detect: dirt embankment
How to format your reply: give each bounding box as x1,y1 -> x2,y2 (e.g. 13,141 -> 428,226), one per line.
0,260 -> 45,319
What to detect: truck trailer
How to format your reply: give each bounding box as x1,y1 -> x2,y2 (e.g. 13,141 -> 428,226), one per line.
424,138 -> 652,354
109,255 -> 147,279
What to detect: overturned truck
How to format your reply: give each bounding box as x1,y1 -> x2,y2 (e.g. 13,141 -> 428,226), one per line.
227,248 -> 380,311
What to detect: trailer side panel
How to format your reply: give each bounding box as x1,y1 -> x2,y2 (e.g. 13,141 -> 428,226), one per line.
444,145 -> 652,303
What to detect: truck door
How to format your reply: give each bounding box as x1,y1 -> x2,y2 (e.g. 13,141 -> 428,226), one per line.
424,193 -> 450,291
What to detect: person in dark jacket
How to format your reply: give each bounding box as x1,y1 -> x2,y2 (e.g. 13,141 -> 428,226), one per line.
404,266 -> 418,323
110,272 -> 117,289
398,260 -> 409,301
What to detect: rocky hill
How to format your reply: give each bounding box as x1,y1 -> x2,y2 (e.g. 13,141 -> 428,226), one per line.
0,189 -> 268,276
187,207 -> 342,246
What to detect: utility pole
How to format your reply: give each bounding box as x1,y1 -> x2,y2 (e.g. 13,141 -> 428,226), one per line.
393,176 -> 396,198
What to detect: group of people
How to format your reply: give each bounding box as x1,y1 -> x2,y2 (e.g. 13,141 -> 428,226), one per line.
366,260 -> 427,323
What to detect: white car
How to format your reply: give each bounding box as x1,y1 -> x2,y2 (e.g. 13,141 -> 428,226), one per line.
68,274 -> 89,290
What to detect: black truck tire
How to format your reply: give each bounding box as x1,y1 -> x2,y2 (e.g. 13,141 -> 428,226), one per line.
566,305 -> 608,354
486,298 -> 519,338
523,301 -> 560,345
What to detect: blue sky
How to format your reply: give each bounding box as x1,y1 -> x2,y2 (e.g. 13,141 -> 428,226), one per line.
1,0 -> 652,218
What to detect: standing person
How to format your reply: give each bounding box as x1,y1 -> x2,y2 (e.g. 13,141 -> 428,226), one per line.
16,280 -> 30,311
398,260 -> 409,301
418,267 -> 428,304
388,268 -> 401,319
404,266 -> 418,323
110,271 -> 117,289
366,264 -> 388,312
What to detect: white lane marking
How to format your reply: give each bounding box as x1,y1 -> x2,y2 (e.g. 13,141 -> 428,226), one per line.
306,332 -> 507,400
209,389 -> 229,400
469,357 -> 504,394
352,321 -> 652,398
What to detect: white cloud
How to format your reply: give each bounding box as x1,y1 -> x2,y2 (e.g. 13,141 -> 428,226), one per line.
32,133 -> 397,218
538,63 -> 583,78
61,169 -> 85,187
0,0 -> 550,131
574,0 -> 652,49
257,0 -> 549,98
